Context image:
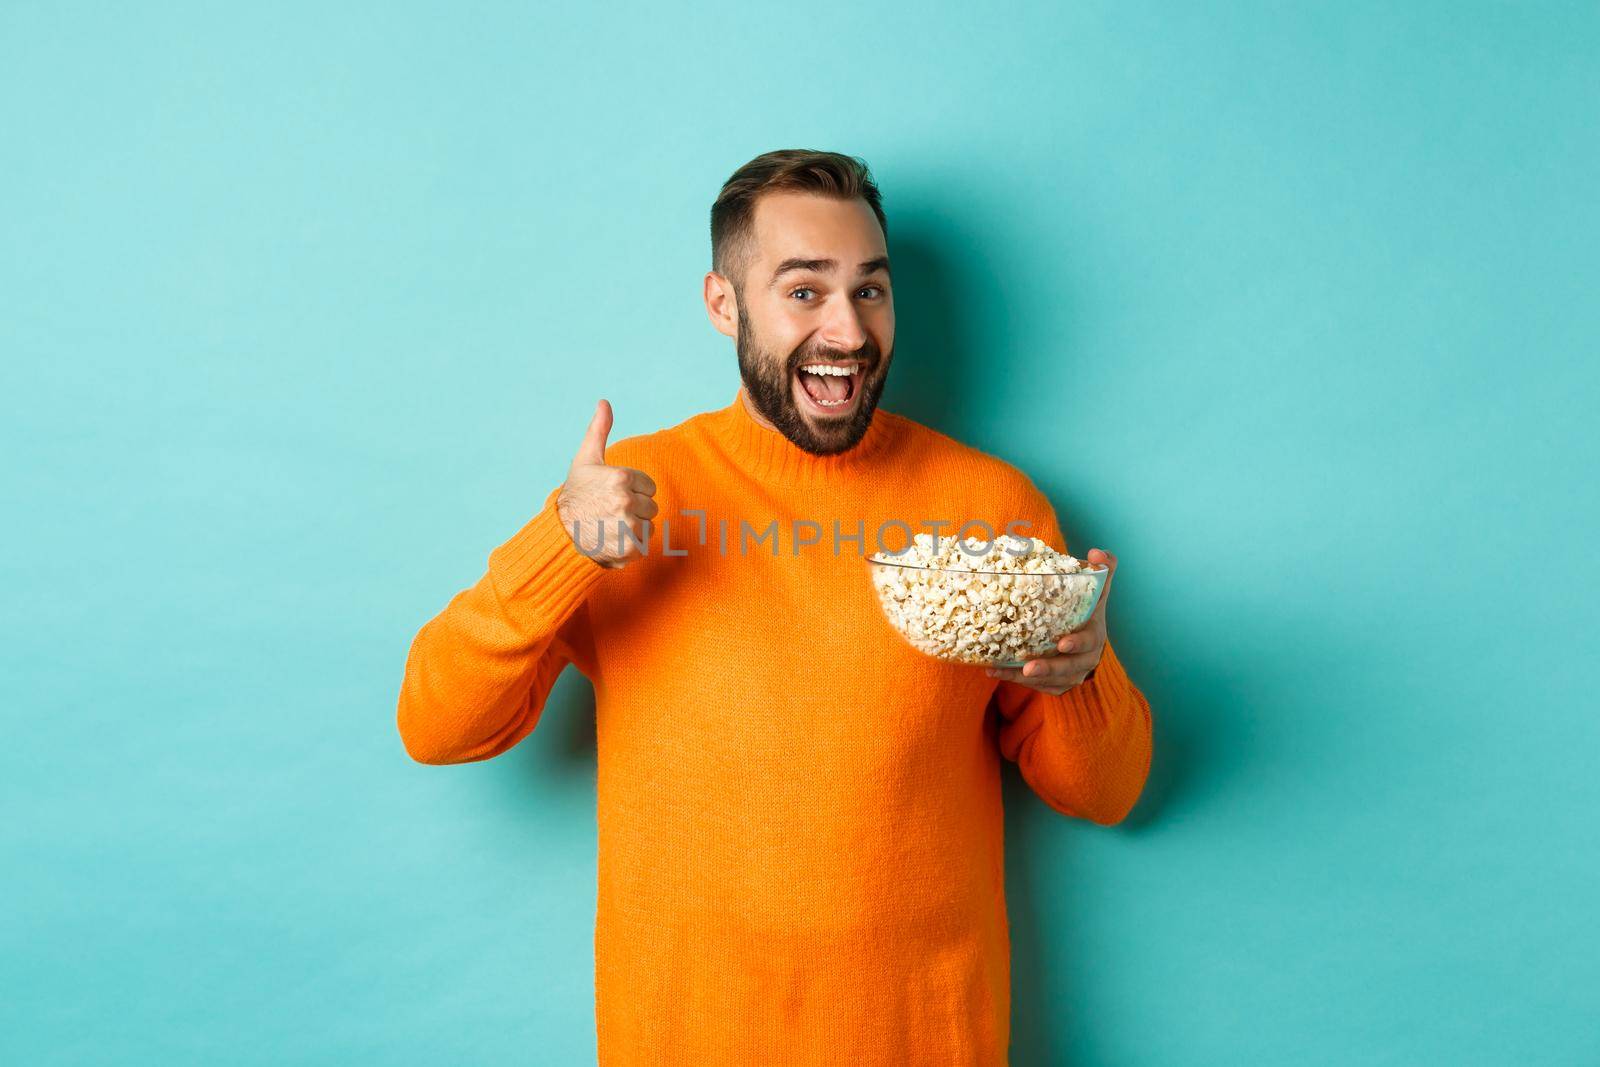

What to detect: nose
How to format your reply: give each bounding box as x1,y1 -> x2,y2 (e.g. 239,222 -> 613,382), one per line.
818,293 -> 869,354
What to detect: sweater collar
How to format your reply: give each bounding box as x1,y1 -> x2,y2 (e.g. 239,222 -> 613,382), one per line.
703,386 -> 902,487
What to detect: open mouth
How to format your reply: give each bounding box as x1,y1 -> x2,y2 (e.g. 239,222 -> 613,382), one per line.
794,361 -> 864,417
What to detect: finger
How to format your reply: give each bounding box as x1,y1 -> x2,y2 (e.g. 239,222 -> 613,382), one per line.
628,491 -> 659,520
1018,654 -> 1093,681
622,467 -> 657,496
1085,547 -> 1116,615
986,654 -> 1086,682
1054,629 -> 1104,656
572,399 -> 613,469
984,663 -> 1080,695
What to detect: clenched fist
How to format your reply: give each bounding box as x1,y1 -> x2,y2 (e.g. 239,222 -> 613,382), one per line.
558,399 -> 659,569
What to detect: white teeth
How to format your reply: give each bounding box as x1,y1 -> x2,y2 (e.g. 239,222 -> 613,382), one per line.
798,364 -> 856,408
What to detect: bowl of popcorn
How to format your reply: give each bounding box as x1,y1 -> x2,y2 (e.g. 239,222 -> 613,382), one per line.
867,533 -> 1109,667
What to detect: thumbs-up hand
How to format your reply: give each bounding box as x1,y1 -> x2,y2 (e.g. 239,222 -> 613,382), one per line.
557,399 -> 659,569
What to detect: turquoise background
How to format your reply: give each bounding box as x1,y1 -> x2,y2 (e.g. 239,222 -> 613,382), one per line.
4,3 -> 1596,1064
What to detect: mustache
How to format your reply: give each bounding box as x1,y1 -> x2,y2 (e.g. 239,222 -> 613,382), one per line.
786,339 -> 882,375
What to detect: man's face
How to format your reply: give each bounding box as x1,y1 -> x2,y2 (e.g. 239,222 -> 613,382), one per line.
730,192 -> 895,455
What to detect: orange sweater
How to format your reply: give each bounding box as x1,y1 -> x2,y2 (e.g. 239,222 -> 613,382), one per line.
397,388 -> 1153,1065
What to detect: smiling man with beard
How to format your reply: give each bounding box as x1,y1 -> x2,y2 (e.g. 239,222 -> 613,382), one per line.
397,149 -> 1154,1065
724,184 -> 891,455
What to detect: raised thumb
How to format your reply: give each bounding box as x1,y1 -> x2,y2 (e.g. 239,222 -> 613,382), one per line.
572,398 -> 613,468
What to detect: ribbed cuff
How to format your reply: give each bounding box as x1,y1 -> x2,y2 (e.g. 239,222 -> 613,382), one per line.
487,486 -> 608,622
1052,643 -> 1139,735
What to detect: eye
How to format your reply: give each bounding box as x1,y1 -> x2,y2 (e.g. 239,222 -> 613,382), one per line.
856,286 -> 884,299
790,288 -> 816,301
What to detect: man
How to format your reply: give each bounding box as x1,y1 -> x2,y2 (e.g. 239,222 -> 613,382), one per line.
397,149 -> 1153,1066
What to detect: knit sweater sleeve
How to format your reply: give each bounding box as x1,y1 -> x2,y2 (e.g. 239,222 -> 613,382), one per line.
397,485 -> 606,765
990,478 -> 1154,825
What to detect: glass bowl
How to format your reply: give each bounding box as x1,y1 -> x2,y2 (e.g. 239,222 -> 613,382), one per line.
867,556 -> 1109,668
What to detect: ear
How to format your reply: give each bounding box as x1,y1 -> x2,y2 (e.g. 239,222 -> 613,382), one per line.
703,271 -> 739,339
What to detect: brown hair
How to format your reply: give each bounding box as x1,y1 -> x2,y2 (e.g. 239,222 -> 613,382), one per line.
710,149 -> 887,293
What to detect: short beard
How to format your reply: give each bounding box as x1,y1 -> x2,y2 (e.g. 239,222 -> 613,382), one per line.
735,307 -> 890,456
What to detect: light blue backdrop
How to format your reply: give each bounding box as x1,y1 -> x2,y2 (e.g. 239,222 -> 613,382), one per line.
4,3 -> 1596,1064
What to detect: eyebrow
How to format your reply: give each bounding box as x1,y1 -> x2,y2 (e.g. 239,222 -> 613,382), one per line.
769,256 -> 892,288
